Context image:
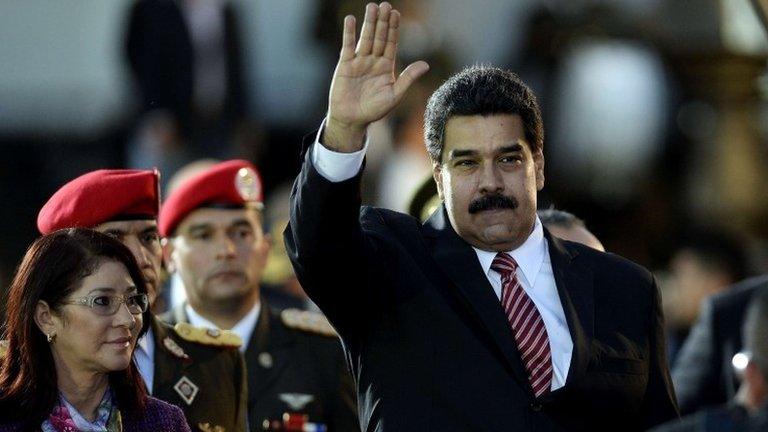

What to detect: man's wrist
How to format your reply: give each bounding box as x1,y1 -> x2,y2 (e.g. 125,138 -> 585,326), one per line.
323,117 -> 367,153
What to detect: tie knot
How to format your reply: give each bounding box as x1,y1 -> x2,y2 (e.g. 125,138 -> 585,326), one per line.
491,252 -> 518,277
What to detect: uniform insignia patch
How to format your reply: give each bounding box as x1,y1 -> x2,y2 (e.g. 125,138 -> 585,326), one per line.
174,323 -> 242,349
174,376 -> 200,405
280,309 -> 338,337
163,337 -> 190,360
279,393 -> 315,411
258,352 -> 273,369
235,167 -> 261,205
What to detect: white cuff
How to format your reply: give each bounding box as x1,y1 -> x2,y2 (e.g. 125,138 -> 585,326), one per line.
310,119 -> 367,183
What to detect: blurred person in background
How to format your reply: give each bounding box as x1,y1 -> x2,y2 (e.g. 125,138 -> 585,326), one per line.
0,229 -> 190,431
651,288 -> 768,431
672,272 -> 768,415
36,169 -> 247,432
159,160 -> 358,431
125,0 -> 250,186
664,228 -> 751,365
537,208 -> 605,252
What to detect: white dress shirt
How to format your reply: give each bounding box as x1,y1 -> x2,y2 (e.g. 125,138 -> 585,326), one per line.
135,326 -> 155,393
185,302 -> 261,353
311,123 -> 574,390
472,218 -> 572,391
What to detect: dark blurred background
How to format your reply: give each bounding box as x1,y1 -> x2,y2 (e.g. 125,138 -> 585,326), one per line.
2,0 -> 768,356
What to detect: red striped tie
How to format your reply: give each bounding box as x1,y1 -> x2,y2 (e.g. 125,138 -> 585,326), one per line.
491,252 -> 553,397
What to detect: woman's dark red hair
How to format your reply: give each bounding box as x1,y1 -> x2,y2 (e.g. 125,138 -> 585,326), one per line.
0,228 -> 151,427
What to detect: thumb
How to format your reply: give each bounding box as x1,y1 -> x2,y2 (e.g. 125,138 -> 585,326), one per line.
393,61 -> 430,102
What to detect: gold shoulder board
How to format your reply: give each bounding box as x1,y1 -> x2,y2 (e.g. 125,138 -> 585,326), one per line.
280,309 -> 338,337
174,323 -> 243,349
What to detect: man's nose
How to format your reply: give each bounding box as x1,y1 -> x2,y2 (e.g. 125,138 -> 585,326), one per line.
125,237 -> 152,269
216,235 -> 237,260
478,163 -> 504,194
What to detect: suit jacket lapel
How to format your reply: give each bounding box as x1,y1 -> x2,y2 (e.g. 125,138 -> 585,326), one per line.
423,206 -> 531,392
244,302 -> 294,405
545,232 -> 594,389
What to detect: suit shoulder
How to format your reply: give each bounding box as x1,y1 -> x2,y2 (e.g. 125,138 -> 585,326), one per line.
279,308 -> 338,338
360,206 -> 419,230
707,275 -> 768,316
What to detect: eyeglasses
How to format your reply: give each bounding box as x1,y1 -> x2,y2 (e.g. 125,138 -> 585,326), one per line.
62,293 -> 149,316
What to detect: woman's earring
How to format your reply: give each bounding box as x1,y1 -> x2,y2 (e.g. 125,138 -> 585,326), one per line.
46,333 -> 56,343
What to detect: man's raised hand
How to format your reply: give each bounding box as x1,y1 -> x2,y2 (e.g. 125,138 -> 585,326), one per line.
324,2 -> 429,152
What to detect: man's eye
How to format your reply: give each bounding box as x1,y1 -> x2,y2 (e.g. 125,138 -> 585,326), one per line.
142,232 -> 160,244
192,231 -> 212,240
455,160 -> 476,167
234,228 -> 253,239
500,156 -> 522,164
105,232 -> 122,241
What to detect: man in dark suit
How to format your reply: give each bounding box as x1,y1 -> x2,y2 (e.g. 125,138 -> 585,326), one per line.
158,160 -> 359,431
284,2 -> 678,431
672,276 -> 768,414
651,287 -> 768,432
36,169 -> 248,432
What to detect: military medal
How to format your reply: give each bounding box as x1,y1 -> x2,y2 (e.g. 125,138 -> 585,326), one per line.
163,337 -> 190,361
173,376 -> 200,405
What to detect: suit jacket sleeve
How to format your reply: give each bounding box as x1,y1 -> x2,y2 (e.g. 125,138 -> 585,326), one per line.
284,139 -> 386,339
641,278 -> 680,428
671,296 -> 721,414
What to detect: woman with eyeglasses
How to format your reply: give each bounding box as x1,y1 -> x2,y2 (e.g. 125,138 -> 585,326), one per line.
0,228 -> 191,431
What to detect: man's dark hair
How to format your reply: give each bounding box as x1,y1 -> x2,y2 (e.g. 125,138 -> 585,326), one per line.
537,209 -> 586,230
424,65 -> 544,163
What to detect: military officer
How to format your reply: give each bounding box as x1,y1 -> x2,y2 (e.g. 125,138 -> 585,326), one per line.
37,169 -> 248,432
158,160 -> 358,431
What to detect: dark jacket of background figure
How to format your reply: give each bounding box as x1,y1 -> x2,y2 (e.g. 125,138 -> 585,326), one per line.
162,301 -> 359,431
151,315 -> 248,431
672,275 -> 768,414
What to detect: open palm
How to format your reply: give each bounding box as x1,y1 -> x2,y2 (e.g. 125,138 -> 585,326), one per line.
328,3 -> 429,131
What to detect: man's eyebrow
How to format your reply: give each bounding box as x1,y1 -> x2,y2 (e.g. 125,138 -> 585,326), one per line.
102,228 -> 127,236
186,223 -> 213,233
231,219 -> 254,229
448,149 -> 478,159
498,143 -> 523,153
140,226 -> 159,235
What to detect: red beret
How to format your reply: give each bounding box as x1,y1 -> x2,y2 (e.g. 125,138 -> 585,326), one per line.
37,169 -> 160,234
159,159 -> 263,237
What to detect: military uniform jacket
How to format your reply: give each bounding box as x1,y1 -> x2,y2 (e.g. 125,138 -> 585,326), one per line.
163,302 -> 359,432
151,316 -> 248,432
284,148 -> 679,431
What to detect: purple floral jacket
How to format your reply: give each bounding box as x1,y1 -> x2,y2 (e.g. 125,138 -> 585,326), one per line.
0,396 -> 191,432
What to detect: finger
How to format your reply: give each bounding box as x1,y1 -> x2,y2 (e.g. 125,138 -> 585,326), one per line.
340,15 -> 356,61
356,3 -> 378,56
383,9 -> 400,60
371,2 -> 392,56
393,61 -> 430,102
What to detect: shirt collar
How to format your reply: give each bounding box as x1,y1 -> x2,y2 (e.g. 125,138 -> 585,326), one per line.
473,216 -> 547,287
185,302 -> 261,352
137,325 -> 154,355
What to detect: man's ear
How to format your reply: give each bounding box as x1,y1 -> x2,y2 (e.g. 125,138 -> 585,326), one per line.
162,237 -> 176,273
534,148 -> 545,191
432,162 -> 445,201
34,300 -> 57,336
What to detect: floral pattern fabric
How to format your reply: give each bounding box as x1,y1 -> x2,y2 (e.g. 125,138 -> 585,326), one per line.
42,389 -> 122,432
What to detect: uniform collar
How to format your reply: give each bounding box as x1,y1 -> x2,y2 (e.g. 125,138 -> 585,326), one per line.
185,301 -> 261,352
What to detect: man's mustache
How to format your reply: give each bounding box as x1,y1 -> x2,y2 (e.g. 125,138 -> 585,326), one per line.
468,194 -> 518,214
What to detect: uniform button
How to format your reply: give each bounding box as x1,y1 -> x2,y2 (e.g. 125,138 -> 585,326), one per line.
530,402 -> 543,412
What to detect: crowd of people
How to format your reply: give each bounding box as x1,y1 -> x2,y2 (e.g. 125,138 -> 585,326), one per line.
2,2 -> 768,431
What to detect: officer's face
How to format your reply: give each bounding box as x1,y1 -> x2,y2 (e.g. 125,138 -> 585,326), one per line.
168,207 -> 269,308
95,219 -> 162,307
433,114 -> 544,252
38,260 -> 142,376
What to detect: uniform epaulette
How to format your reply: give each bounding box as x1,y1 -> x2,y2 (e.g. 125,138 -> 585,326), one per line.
280,309 -> 337,337
174,322 -> 243,349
